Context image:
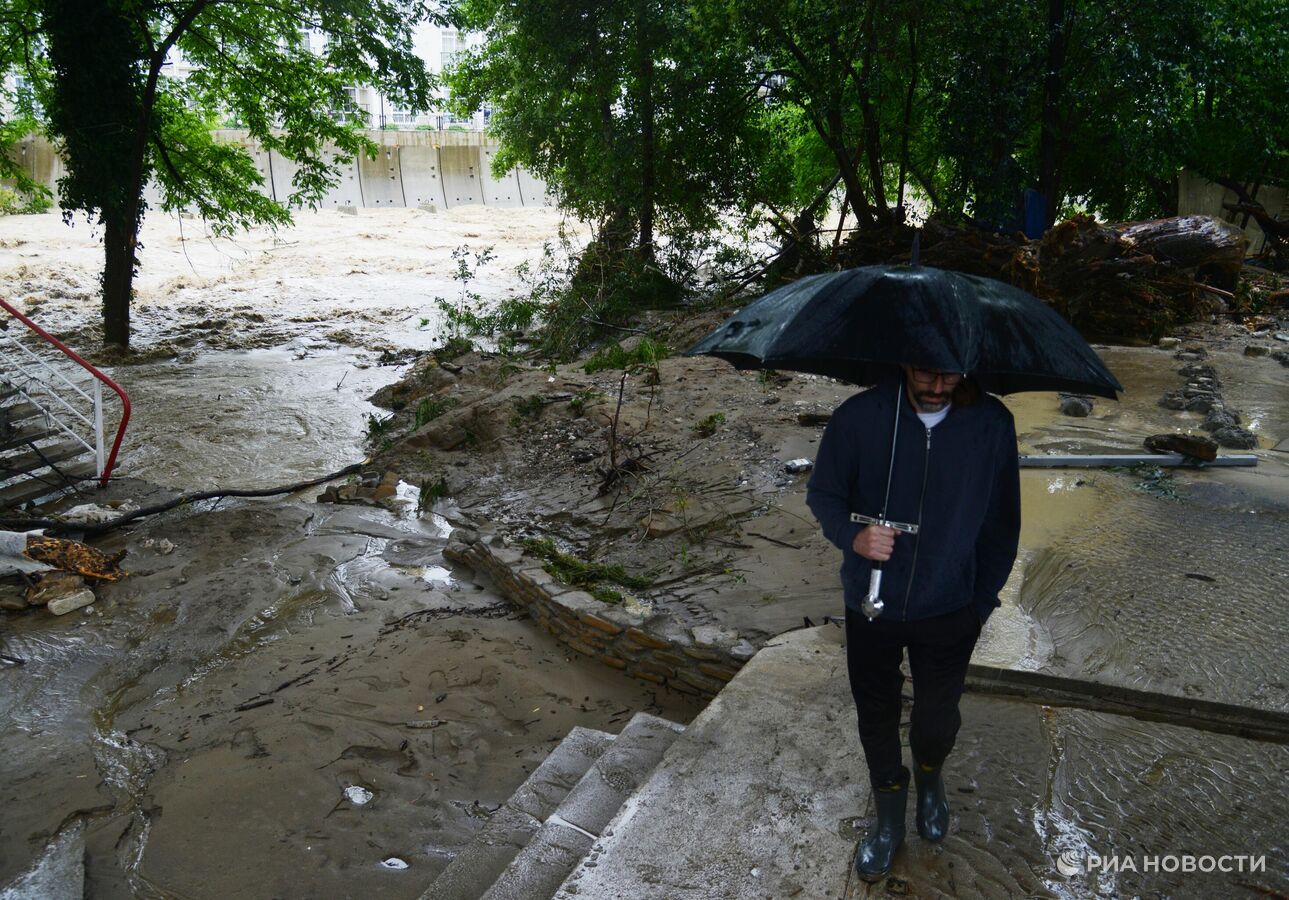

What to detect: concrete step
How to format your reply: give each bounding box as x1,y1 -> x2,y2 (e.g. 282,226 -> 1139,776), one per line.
481,712 -> 685,900
0,439 -> 89,482
0,400 -> 43,426
421,726 -> 616,900
0,460 -> 95,510
553,626 -> 866,900
0,422 -> 54,453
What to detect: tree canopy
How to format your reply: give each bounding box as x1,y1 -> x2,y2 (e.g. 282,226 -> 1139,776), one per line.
3,0 -> 1285,346
449,0 -> 1286,251
4,0 -> 439,345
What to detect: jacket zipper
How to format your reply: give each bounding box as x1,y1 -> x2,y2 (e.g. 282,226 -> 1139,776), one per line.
901,426 -> 933,621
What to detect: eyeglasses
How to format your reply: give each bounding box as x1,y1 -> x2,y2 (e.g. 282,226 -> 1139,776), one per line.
909,368 -> 963,387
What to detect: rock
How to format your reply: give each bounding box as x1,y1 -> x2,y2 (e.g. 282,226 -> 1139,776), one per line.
1211,426 -> 1258,450
1058,394 -> 1094,417
691,625 -> 738,647
1275,332 -> 1289,343
1272,350 -> 1289,367
1156,337 -> 1181,349
1201,408 -> 1241,432
1144,433 -> 1218,461
1183,396 -> 1216,414
337,205 -> 358,216
1174,348 -> 1207,361
448,527 -> 479,545
1178,363 -> 1217,380
25,571 -> 86,607
784,458 -> 814,473
141,537 -> 176,555
418,202 -> 438,213
1244,344 -> 1270,358
0,585 -> 28,611
47,586 -> 96,616
372,470 -> 401,502
1157,391 -> 1186,410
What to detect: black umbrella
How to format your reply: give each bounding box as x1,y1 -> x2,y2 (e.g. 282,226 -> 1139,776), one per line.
686,264 -> 1122,398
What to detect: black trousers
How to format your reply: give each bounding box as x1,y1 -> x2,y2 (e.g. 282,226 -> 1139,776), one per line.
844,604 -> 981,790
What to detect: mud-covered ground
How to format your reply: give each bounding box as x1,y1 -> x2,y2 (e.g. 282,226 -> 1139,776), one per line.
2,207 -> 1288,897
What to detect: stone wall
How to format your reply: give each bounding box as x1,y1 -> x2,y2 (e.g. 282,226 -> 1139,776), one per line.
443,529 -> 756,699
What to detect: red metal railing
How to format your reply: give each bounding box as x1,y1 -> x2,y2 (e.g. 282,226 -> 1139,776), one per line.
0,298 -> 132,487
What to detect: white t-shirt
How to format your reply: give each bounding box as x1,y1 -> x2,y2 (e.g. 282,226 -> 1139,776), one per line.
917,403 -> 952,430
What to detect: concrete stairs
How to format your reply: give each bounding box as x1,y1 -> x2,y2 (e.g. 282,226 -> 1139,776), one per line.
422,713 -> 685,900
553,626 -> 866,899
0,381 -> 96,510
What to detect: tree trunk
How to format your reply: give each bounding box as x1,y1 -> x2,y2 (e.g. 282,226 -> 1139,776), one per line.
633,0 -> 656,262
1038,0 -> 1068,230
638,54 -> 656,262
822,107 -> 870,224
102,214 -> 137,347
896,18 -> 919,216
856,0 -> 890,225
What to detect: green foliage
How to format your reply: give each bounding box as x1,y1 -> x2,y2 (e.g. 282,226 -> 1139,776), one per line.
520,537 -> 653,603
435,336 -> 474,361
12,0 -> 440,345
691,412 -> 726,438
414,396 -> 459,429
366,413 -> 394,439
448,0 -> 796,259
509,394 -> 544,427
0,187 -> 52,215
418,475 -> 449,512
582,337 -> 668,374
1126,465 -> 1180,501
569,388 -> 605,416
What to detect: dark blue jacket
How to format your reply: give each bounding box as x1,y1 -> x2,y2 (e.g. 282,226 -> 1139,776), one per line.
806,377 -> 1021,623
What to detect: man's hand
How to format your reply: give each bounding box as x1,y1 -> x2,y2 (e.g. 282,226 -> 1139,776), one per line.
852,524 -> 898,561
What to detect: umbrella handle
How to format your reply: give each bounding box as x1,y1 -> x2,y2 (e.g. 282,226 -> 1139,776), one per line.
861,566 -> 885,620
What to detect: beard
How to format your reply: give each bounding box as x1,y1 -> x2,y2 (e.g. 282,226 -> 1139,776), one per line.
911,388 -> 950,412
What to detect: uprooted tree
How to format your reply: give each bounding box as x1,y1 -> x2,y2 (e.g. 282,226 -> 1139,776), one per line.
11,0 -> 438,347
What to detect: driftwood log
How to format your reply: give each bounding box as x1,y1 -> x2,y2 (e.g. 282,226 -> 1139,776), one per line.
836,213 -> 1250,343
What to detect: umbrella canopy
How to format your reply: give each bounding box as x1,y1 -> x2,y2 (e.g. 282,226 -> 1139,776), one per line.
687,265 -> 1122,399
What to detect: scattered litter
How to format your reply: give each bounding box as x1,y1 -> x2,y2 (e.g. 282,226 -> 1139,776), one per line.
381,857 -> 409,870
141,538 -> 176,555
59,504 -> 120,525
784,458 -> 814,474
343,786 -> 373,806
0,530 -> 54,577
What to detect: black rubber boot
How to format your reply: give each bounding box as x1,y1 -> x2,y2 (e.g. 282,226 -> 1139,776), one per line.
855,779 -> 907,882
914,763 -> 950,842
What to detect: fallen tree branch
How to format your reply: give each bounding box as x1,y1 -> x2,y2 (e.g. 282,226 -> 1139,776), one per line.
0,462 -> 366,536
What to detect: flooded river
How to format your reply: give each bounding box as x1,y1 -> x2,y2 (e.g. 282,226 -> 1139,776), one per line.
2,208 -> 1287,897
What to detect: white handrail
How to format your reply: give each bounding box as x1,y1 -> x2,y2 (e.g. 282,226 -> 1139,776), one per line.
0,298 -> 131,489
0,336 -> 101,472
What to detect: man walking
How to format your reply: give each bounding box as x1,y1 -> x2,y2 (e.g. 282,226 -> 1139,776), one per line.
806,364 -> 1021,881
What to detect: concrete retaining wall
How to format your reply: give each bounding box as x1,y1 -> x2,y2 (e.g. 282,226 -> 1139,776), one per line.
7,130 -> 549,210
444,529 -> 758,700
1178,169 -> 1286,256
